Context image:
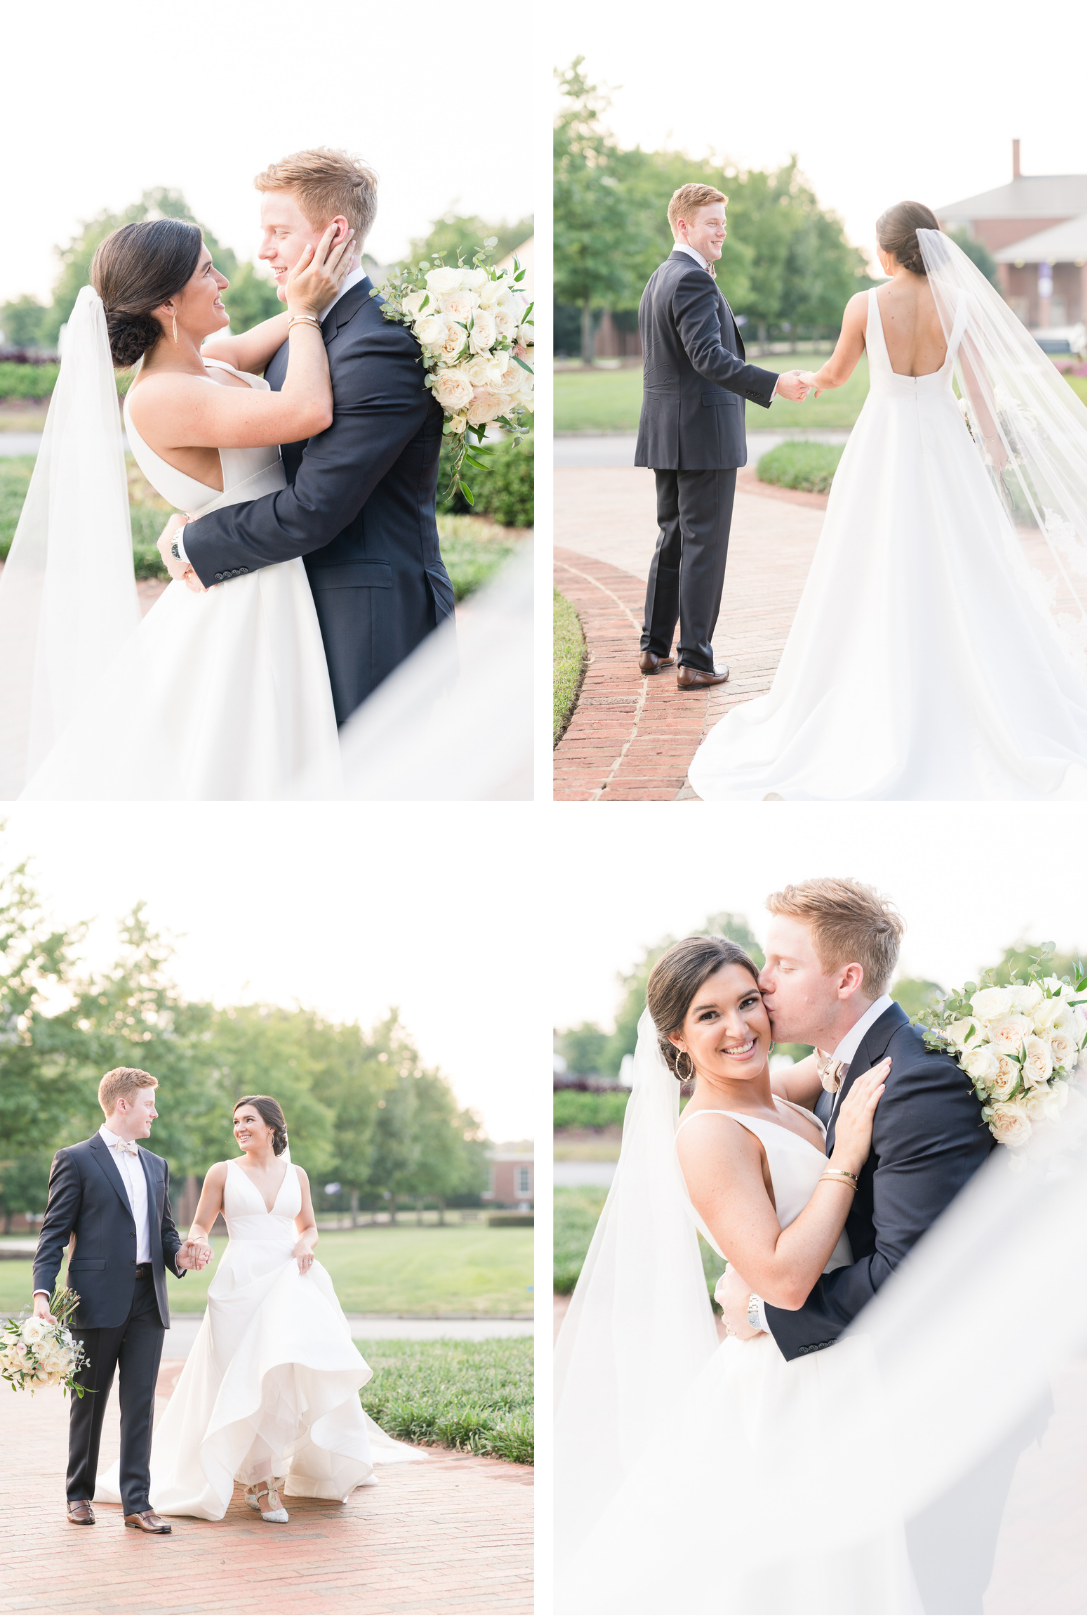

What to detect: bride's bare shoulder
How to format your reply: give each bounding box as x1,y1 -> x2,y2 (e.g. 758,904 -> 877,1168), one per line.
675,1109 -> 753,1164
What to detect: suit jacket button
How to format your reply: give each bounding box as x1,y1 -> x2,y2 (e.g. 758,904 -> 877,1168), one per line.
214,572 -> 223,581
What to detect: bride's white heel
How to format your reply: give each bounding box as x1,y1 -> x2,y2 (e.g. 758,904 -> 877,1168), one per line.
246,1478 -> 288,1523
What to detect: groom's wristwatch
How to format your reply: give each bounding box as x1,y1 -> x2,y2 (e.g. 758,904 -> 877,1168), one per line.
170,514 -> 190,561
747,1293 -> 761,1330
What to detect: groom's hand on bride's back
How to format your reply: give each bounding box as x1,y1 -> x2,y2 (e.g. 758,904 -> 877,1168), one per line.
773,370 -> 812,403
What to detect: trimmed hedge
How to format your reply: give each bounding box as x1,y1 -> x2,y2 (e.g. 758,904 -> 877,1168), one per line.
0,360 -> 60,401
438,433 -> 533,527
553,1090 -> 630,1130
756,440 -> 844,494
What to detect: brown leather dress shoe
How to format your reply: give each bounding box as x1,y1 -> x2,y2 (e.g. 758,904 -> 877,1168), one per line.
677,664 -> 730,690
638,650 -> 675,674
124,1510 -> 172,1534
66,1499 -> 95,1525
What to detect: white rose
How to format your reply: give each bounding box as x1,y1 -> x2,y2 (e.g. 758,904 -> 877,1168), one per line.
971,987 -> 1012,1022
403,290 -> 430,318
944,1017 -> 983,1051
1023,1085 -> 1061,1123
468,310 -> 497,356
460,267 -> 488,291
1048,1029 -> 1078,1070
425,266 -> 463,295
1021,1035 -> 1054,1087
21,1318 -> 45,1344
463,356 -> 494,388
438,322 -> 469,363
477,276 -> 509,308
962,1046 -> 999,1086
1008,981 -> 1043,1014
989,1055 -> 1020,1100
466,390 -> 507,425
493,307 -> 519,340
415,314 -> 448,349
430,369 -> 475,412
988,1014 -> 1034,1056
440,289 -> 479,322
487,360 -> 524,394
1033,996 -> 1066,1033
988,1100 -> 1033,1148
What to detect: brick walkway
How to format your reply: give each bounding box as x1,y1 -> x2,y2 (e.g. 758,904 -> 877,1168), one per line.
0,1364 -> 532,1615
553,468 -> 827,801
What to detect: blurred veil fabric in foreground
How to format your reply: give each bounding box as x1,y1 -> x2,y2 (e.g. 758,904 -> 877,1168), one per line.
555,1011 -> 1086,1614
309,544 -> 533,801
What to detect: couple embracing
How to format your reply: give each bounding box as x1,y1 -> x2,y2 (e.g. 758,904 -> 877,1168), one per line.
1,147 -> 454,801
33,1068 -> 417,1535
555,877 -> 1065,1613
635,183 -> 1085,800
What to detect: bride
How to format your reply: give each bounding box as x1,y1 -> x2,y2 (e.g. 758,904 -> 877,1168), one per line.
687,203 -> 1086,802
554,935 -> 1084,1614
100,1094 -> 420,1522
0,216 -> 353,800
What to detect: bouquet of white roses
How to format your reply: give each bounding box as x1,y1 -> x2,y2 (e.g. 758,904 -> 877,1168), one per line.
374,238 -> 533,503
913,946 -> 1085,1149
0,1285 -> 91,1397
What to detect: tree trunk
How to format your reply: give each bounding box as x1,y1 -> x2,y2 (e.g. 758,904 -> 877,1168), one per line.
1,1209 -> 10,1235
416,1199 -> 424,1225
350,1188 -> 359,1229
581,300 -> 595,366
438,1197 -> 446,1227
389,1195 -> 397,1225
757,320 -> 768,349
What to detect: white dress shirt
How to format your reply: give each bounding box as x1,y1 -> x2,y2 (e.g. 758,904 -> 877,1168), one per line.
98,1124 -> 152,1262
176,261 -> 367,565
675,241 -> 711,272
752,994 -> 895,1331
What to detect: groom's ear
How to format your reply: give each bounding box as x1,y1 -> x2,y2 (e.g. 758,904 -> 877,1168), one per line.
327,215 -> 351,247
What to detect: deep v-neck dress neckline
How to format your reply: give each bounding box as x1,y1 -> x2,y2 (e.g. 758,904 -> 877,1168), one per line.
230,1157 -> 291,1215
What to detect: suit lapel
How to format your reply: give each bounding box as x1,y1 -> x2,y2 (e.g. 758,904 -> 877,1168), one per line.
87,1134 -> 135,1224
824,1003 -> 908,1154
321,277 -> 373,342
139,1149 -> 161,1235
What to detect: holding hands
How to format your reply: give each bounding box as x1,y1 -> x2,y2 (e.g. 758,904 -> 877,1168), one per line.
177,1238 -> 213,1272
774,369 -> 812,402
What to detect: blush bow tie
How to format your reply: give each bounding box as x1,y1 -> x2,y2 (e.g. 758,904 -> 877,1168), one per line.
113,1138 -> 139,1156
817,1052 -> 848,1093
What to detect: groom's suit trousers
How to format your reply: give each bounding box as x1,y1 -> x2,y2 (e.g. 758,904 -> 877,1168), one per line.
67,1269 -> 164,1514
642,469 -> 736,671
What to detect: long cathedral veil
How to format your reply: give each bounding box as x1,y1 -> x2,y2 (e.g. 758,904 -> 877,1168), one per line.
0,287 -> 140,798
917,227 -> 1087,670
555,1007 -> 1086,1612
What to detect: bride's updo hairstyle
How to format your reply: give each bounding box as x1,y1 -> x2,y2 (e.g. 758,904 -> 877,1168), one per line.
90,219 -> 203,367
875,201 -> 940,276
646,936 -> 761,1082
234,1094 -> 289,1156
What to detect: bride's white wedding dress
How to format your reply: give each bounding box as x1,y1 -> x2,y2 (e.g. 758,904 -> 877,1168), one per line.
687,288 -> 1085,801
19,358 -> 341,801
98,1158 -> 420,1519
557,1099 -> 918,1614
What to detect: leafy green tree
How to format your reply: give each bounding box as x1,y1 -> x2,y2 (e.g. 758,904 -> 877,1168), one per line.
554,60 -> 651,360
406,213 -> 533,271
0,294 -> 48,349
891,976 -> 945,1019
988,940 -> 1081,986
554,1022 -> 611,1075
947,227 -> 1000,290
0,1152 -> 53,1232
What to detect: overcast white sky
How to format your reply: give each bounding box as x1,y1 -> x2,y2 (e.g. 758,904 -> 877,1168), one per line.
552,804 -> 1085,1030
1,1 -> 533,307
549,0 -> 1087,273
2,805 -> 537,1144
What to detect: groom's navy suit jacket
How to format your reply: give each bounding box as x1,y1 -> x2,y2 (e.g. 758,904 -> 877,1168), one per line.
183,277 -> 456,726
33,1136 -> 186,1330
635,250 -> 779,470
765,1003 -> 993,1362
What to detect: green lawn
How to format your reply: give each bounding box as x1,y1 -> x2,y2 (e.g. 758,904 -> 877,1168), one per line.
0,1224 -> 533,1318
554,1182 -> 724,1308
756,440 -> 845,493
553,589 -> 586,743
358,1336 -> 532,1463
555,354 -> 867,432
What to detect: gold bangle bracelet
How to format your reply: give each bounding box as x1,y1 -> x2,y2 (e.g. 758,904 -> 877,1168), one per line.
820,1173 -> 857,1191
288,315 -> 322,332
823,1167 -> 858,1182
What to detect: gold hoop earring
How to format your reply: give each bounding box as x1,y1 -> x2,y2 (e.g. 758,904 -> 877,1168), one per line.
675,1051 -> 694,1081
172,311 -> 178,345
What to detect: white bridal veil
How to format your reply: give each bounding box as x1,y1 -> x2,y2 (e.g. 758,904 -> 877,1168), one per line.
0,287 -> 140,798
555,1010 -> 1086,1613
918,227 -> 1087,670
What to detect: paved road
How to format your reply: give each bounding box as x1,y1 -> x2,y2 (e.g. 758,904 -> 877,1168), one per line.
554,1161 -> 616,1188
554,427 -> 850,468
160,1312 -> 533,1356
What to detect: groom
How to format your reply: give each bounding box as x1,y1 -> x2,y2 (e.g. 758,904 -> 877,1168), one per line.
717,877 -> 1018,1611
159,147 -> 455,726
32,1068 -> 205,1533
635,184 -> 810,689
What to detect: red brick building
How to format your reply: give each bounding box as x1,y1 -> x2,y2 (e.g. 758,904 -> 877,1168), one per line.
482,1145 -> 534,1209
937,142 -> 1086,332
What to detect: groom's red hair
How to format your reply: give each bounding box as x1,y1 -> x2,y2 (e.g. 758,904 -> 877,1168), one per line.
766,878 -> 904,997
255,147 -> 379,246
